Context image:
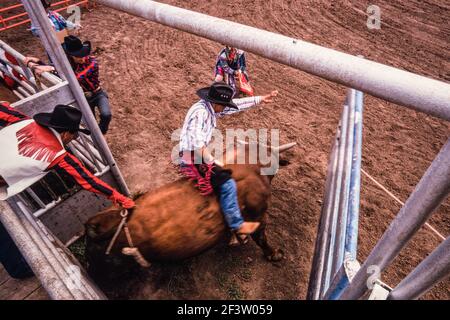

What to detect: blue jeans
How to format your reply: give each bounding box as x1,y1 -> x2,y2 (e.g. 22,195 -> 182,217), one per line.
86,89 -> 112,134
0,222 -> 33,279
178,157 -> 244,230
219,179 -> 244,231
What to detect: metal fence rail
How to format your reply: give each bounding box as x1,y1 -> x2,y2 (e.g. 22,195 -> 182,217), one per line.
308,88 -> 449,301
339,137 -> 450,300
0,39 -> 61,86
388,235 -> 450,300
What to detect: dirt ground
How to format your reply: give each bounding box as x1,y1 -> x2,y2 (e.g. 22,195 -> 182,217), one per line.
1,0 -> 449,299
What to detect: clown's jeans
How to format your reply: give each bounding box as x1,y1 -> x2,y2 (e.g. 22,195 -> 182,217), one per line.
219,179 -> 244,231
0,222 -> 33,279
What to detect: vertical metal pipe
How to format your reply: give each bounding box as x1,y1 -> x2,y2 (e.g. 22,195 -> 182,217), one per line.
84,135 -> 108,164
307,131 -> 340,299
70,139 -> 100,171
322,101 -> 350,294
68,144 -> 96,172
327,107 -> 365,300
16,86 -> 32,98
388,236 -> 450,300
323,263 -> 349,300
340,137 -> 450,300
22,0 -> 130,195
26,189 -> 47,209
18,79 -> 37,95
12,89 -> 26,100
345,90 -> 364,257
332,89 -> 356,274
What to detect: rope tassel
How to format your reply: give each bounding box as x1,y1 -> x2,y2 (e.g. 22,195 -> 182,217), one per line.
105,209 -> 152,268
122,247 -> 151,268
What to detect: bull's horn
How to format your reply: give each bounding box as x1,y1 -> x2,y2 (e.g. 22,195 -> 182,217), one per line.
236,139 -> 297,152
275,142 -> 297,153
236,139 -> 249,145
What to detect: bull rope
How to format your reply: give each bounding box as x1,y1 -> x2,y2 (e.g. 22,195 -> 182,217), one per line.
105,209 -> 151,268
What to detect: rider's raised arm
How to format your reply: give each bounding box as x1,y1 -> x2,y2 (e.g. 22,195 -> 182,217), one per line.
218,96 -> 263,117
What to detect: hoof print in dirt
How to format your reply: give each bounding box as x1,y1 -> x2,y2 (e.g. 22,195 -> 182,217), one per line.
266,249 -> 284,262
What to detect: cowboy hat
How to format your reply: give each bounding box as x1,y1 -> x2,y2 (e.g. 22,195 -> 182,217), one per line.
196,83 -> 238,109
62,35 -> 91,58
34,104 -> 91,135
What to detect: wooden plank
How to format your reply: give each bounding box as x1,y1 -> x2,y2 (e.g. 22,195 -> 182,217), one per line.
0,265 -> 10,286
24,286 -> 50,300
0,265 -> 48,300
0,276 -> 41,300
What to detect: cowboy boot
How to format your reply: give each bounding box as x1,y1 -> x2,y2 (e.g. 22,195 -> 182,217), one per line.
236,221 -> 260,235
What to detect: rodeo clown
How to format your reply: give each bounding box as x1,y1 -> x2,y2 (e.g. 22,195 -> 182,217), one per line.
0,102 -> 134,278
214,46 -> 254,97
178,83 -> 278,240
25,35 -> 112,134
0,102 -> 134,205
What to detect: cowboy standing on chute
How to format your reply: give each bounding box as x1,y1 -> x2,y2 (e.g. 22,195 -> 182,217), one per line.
0,102 -> 134,206
25,35 -> 113,134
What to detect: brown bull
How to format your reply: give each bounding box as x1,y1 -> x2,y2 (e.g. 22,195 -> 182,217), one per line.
85,141 -> 296,270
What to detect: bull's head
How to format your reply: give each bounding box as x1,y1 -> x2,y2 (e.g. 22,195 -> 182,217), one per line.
223,140 -> 297,177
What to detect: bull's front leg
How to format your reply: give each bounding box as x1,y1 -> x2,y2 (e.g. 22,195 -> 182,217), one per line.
251,223 -> 283,262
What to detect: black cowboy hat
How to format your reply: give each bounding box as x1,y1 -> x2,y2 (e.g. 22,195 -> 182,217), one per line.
62,35 -> 91,58
34,104 -> 91,135
196,83 -> 238,109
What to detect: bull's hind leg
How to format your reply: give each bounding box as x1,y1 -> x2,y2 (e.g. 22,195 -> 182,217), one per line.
251,223 -> 283,262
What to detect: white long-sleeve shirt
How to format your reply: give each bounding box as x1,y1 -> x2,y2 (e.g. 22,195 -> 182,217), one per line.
179,96 -> 262,152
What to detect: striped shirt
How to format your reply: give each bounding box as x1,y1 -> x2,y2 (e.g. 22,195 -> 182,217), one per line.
179,96 -> 262,152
